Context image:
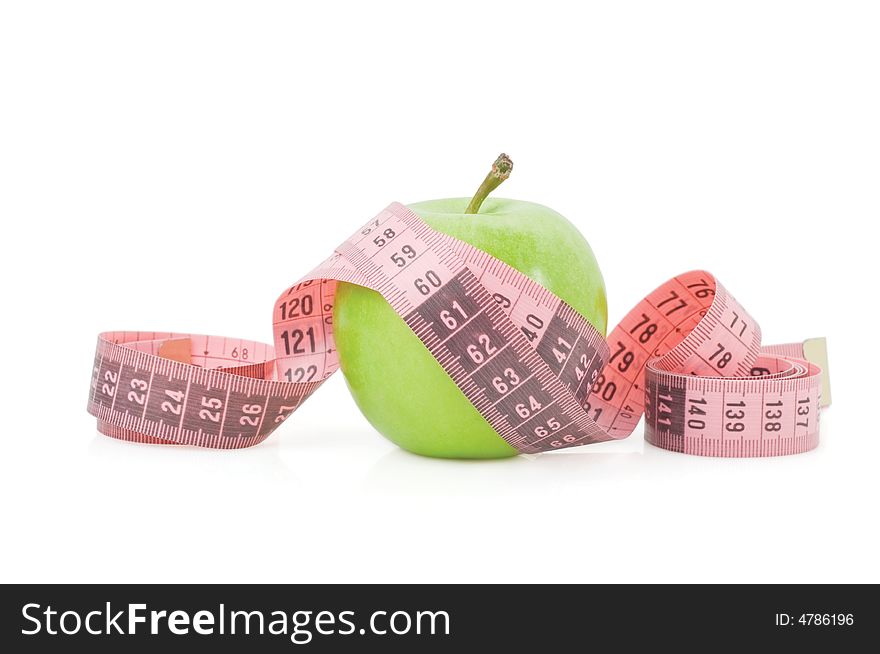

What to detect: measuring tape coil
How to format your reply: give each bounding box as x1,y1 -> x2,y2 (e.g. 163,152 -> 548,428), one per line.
88,203 -> 828,457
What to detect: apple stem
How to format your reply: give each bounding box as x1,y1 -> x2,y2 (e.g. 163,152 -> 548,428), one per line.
464,153 -> 513,214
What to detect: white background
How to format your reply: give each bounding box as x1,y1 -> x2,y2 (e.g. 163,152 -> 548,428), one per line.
1,1 -> 877,583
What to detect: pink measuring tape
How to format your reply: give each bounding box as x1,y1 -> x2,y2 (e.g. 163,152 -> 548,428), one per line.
88,202 -> 830,456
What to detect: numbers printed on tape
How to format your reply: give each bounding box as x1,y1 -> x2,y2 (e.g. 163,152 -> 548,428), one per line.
88,203 -> 829,456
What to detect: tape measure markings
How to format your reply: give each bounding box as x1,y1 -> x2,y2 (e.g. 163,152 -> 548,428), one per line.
88,202 -> 827,456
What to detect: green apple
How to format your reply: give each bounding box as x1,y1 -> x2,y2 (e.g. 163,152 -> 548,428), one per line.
333,155 -> 607,458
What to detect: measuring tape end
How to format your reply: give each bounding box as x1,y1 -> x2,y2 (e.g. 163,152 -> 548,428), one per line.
803,337 -> 831,408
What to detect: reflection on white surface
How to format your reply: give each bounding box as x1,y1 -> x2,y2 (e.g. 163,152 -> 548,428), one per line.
359,443 -> 675,497
88,433 -> 299,487
11,410 -> 868,585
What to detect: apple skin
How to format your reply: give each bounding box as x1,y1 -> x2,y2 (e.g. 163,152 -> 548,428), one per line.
333,197 -> 607,459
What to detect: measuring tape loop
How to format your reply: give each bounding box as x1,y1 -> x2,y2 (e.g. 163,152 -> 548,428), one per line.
88,202 -> 829,456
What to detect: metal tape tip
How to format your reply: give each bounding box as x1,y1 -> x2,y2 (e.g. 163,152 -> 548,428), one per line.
803,337 -> 831,408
